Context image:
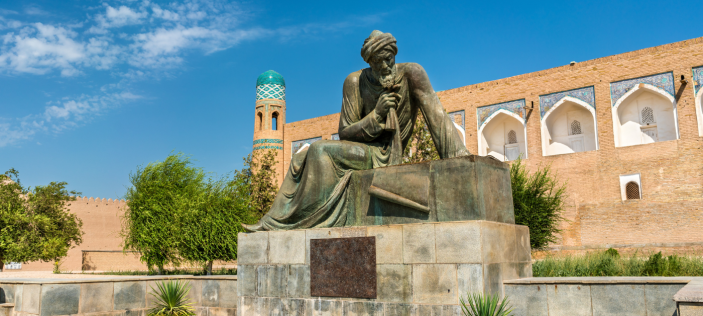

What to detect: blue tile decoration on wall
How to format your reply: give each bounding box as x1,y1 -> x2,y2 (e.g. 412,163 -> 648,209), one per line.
448,110 -> 465,130
610,72 -> 674,106
292,137 -> 322,154
539,86 -> 595,120
692,66 -> 703,96
256,83 -> 286,100
254,139 -> 283,145
331,133 -> 340,140
476,99 -> 526,130
254,145 -> 283,150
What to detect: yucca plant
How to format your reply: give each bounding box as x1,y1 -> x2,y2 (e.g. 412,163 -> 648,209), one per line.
460,292 -> 513,316
148,280 -> 195,316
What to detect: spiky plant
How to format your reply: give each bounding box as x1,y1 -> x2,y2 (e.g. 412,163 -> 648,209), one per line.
148,280 -> 195,316
460,292 -> 513,316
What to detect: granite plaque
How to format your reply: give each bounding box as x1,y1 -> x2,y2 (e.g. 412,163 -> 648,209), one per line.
310,236 -> 376,298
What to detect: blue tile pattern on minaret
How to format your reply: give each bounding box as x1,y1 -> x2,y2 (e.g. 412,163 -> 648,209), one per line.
256,70 -> 286,100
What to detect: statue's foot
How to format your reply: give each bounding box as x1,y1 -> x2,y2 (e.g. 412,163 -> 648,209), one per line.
242,221 -> 265,232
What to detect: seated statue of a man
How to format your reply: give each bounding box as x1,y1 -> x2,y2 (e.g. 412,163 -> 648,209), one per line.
243,30 -> 470,232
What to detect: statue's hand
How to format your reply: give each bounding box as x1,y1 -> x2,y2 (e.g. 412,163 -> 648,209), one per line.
375,87 -> 400,120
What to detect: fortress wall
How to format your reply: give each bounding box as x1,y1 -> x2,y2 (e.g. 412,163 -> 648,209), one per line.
281,36 -> 703,249
20,197 -> 127,272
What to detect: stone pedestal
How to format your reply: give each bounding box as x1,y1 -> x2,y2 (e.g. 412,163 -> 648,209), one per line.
236,221 -> 531,316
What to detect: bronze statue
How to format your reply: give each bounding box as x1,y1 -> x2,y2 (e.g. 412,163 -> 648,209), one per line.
243,30 -> 470,232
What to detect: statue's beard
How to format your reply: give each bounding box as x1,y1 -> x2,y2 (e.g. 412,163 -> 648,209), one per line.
373,64 -> 397,89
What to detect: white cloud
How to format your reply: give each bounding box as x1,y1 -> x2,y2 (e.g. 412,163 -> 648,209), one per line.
0,90 -> 142,147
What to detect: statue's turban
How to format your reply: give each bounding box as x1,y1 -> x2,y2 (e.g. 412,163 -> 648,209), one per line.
361,30 -> 398,63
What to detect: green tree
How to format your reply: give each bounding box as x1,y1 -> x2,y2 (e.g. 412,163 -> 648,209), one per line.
510,158 -> 567,250
121,153 -> 254,274
239,149 -> 279,219
0,169 -> 84,272
403,113 -> 440,164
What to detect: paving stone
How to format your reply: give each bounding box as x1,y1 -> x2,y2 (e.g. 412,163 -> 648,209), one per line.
504,284 -> 548,316
591,284 -> 645,316
367,225 -> 403,264
645,284 -> 684,316
237,265 -> 257,297
435,221 -> 481,264
79,282 -> 114,313
413,264 -> 458,305
384,303 -> 418,316
238,232 -> 269,264
269,230 -> 306,264
481,222 -> 515,264
418,305 -> 442,316
21,284 -> 40,314
441,304 -> 462,316
287,265 -> 310,298
40,284 -> 80,316
402,224 -> 436,263
546,284 -> 592,316
343,301 -> 384,316
257,265 -> 287,297
208,307 -> 237,316
482,263 -> 502,296
377,264 -> 412,303
457,264 -> 483,296
311,299 -> 343,316
515,225 -> 531,262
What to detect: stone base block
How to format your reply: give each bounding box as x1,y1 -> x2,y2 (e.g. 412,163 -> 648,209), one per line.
237,221 -> 531,315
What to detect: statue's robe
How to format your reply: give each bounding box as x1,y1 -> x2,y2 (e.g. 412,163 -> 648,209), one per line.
252,63 -> 468,231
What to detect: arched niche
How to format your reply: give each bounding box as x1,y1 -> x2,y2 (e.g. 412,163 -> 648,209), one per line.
696,89 -> 703,137
257,112 -> 263,131
478,110 -> 527,161
612,84 -> 678,147
541,97 -> 598,156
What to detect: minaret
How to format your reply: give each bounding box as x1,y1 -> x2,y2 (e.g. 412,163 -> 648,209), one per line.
252,70 -> 286,186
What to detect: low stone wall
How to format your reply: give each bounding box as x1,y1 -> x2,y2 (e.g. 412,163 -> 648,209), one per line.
81,250 -> 237,272
675,279 -> 703,316
0,275 -> 237,316
504,277 -> 703,316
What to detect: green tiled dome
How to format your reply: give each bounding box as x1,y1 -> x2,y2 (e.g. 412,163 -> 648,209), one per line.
256,70 -> 285,87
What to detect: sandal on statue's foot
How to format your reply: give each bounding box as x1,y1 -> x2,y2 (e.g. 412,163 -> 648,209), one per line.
242,222 -> 264,232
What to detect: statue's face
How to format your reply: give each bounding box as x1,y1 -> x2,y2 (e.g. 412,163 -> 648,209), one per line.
369,49 -> 395,76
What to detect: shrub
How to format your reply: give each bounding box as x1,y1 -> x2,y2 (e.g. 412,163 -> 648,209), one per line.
460,292 -> 513,316
510,158 -> 567,250
148,280 -> 194,316
533,249 -> 703,277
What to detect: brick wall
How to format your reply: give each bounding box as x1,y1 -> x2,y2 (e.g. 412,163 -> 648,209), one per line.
280,36 -> 703,249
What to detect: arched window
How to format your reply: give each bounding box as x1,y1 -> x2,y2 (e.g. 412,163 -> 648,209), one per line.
625,181 -> 640,200
507,130 -> 517,144
570,120 -> 582,135
641,107 -> 655,125
272,112 -> 279,131
257,112 -> 263,131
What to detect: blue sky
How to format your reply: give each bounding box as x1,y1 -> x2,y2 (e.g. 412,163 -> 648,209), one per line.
1,0 -> 702,199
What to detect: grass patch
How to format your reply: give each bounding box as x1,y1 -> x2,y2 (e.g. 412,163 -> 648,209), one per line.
533,249 -> 703,277
75,268 -> 237,276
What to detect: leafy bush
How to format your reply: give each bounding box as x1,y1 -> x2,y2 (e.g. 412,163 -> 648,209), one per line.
121,153 -> 254,274
533,249 -> 703,277
148,280 -> 194,316
460,292 -> 513,316
510,158 -> 567,250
